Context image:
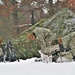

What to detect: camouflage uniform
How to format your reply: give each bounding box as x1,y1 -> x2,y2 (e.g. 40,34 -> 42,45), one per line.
52,32 -> 75,61
33,27 -> 59,55
61,32 -> 75,60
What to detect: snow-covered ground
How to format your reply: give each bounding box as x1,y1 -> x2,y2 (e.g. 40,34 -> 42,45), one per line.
0,57 -> 75,75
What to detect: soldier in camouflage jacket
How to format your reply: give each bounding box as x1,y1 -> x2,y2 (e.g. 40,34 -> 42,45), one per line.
28,27 -> 59,55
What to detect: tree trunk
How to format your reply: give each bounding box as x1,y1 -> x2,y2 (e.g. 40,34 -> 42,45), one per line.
48,0 -> 54,16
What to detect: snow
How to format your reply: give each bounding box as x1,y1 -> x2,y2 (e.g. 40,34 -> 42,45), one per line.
0,57 -> 75,75
53,0 -> 57,3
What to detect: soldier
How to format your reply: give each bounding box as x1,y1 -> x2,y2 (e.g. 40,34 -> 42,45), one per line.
49,36 -> 73,62
27,27 -> 59,60
52,35 -> 74,62
62,32 -> 75,61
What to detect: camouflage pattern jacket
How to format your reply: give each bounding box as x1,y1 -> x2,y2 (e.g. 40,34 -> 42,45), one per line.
33,27 -> 58,55
62,32 -> 75,57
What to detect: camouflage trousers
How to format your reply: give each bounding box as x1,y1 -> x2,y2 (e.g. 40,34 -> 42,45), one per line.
60,51 -> 73,60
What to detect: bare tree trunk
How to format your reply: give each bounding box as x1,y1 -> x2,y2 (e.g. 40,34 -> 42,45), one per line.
31,10 -> 34,25
48,0 -> 54,16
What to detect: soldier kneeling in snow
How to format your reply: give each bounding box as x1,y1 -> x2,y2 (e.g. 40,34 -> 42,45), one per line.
51,37 -> 73,63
